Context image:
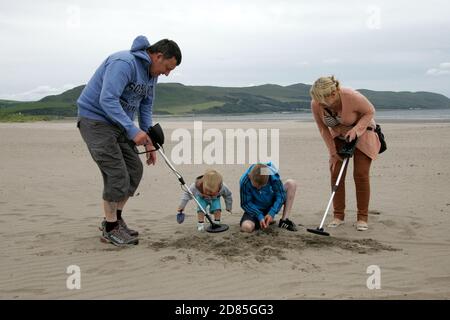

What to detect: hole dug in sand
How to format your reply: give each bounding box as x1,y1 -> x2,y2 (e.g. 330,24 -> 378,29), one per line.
147,227 -> 399,263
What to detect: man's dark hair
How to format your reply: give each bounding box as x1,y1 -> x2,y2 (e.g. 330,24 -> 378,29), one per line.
148,39 -> 182,65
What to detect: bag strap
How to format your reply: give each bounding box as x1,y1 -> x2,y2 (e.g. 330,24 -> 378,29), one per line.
324,107 -> 333,116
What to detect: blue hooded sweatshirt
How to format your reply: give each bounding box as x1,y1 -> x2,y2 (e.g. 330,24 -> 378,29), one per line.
77,35 -> 157,140
239,162 -> 287,222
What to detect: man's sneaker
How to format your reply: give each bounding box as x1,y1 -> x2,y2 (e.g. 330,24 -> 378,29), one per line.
278,218 -> 298,231
197,222 -> 205,232
118,219 -> 139,237
101,225 -> 139,247
100,219 -> 139,237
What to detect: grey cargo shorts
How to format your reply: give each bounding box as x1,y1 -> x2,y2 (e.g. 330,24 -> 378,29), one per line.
77,117 -> 143,202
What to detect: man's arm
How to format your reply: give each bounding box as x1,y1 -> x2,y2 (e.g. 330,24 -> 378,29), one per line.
99,60 -> 140,140
138,84 -> 155,133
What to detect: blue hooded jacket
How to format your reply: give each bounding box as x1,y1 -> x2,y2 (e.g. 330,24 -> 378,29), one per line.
77,35 -> 157,139
239,162 -> 287,222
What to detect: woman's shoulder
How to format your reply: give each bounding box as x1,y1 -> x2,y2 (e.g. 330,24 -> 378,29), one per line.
340,87 -> 359,98
310,99 -> 321,111
341,87 -> 372,108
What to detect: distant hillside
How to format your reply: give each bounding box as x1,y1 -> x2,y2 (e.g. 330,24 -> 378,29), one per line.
1,83 -> 449,120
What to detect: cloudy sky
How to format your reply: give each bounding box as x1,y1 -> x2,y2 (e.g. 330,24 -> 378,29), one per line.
1,0 -> 449,101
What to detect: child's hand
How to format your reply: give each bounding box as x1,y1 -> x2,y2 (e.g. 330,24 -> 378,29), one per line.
259,219 -> 267,229
264,215 -> 273,228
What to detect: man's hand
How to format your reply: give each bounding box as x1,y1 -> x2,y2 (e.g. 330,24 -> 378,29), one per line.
133,130 -> 151,146
145,143 -> 157,165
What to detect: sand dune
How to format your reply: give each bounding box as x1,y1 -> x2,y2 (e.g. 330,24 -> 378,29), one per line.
0,120 -> 449,299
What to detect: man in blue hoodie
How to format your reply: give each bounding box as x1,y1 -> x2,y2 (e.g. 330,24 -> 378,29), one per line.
77,35 -> 181,246
240,162 -> 298,233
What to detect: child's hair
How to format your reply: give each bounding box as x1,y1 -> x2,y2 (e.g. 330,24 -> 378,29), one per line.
202,169 -> 223,193
309,75 -> 341,104
249,164 -> 269,188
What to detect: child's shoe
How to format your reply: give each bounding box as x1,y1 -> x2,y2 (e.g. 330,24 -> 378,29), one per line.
197,222 -> 205,232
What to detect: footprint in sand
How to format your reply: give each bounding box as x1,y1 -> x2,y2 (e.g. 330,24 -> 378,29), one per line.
34,250 -> 58,257
35,231 -> 62,240
160,256 -> 177,262
378,219 -> 397,227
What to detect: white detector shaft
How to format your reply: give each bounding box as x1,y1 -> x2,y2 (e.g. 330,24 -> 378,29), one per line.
318,157 -> 349,229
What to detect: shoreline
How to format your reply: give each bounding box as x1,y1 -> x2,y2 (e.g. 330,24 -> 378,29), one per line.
2,117 -> 450,127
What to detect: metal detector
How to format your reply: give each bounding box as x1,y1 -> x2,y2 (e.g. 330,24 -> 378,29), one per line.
307,137 -> 358,236
135,123 -> 229,233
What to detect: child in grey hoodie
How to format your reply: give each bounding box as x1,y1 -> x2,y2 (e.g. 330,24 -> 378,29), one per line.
177,169 -> 232,231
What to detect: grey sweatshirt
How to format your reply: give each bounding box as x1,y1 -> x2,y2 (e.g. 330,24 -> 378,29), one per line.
178,175 -> 233,211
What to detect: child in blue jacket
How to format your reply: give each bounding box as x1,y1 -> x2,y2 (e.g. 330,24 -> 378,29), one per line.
239,162 -> 298,232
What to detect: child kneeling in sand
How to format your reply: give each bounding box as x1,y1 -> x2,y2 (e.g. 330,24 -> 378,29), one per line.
177,169 -> 233,231
240,162 -> 298,232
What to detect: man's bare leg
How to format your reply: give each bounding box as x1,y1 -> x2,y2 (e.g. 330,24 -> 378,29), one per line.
103,196 -> 129,222
117,196 -> 129,211
104,201 -> 118,222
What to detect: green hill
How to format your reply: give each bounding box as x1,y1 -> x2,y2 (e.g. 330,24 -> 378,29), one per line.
1,83 -> 449,121
357,89 -> 450,109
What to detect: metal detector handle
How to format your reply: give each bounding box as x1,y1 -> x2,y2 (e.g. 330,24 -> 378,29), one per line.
133,144 -> 158,155
318,157 -> 349,229
132,123 -> 165,154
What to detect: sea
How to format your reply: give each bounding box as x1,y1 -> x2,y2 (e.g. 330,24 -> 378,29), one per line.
153,109 -> 450,123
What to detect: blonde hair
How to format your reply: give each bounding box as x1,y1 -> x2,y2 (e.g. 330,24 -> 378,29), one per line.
309,75 -> 341,104
249,164 -> 269,187
202,169 -> 223,193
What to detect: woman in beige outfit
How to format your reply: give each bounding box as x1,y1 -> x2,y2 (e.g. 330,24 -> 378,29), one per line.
310,76 -> 381,231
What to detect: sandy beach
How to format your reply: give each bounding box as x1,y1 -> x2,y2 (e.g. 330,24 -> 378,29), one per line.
0,119 -> 449,299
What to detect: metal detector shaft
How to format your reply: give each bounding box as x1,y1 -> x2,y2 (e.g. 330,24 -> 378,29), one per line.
318,157 -> 349,229
155,143 -> 216,226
